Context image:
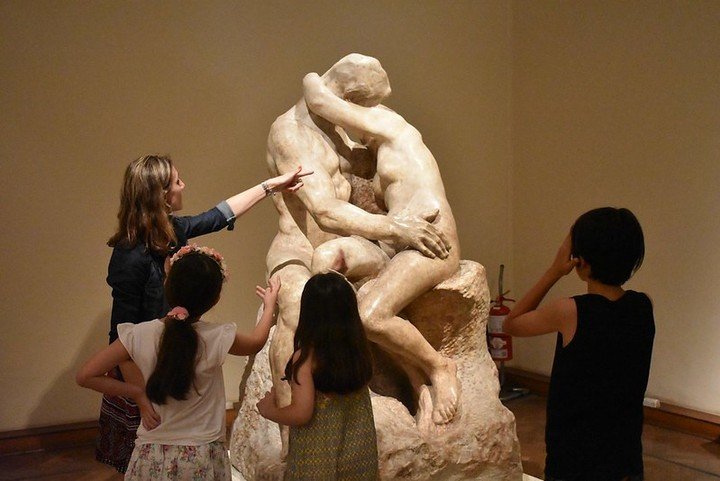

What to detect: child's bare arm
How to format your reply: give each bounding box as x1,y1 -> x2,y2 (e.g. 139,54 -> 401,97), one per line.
118,359 -> 144,389
256,353 -> 315,426
504,234 -> 578,337
229,277 -> 281,356
504,298 -> 576,337
76,340 -> 161,430
77,341 -> 139,398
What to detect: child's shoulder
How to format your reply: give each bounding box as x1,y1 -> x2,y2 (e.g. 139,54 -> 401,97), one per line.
195,320 -> 237,337
292,349 -> 302,362
117,319 -> 164,351
289,348 -> 316,371
625,289 -> 651,299
118,318 -> 164,334
542,297 -> 578,316
626,290 -> 654,310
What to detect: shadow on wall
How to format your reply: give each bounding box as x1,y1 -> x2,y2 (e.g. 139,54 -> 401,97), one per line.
26,310 -> 111,439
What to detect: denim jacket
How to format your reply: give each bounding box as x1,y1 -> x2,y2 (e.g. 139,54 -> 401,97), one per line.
106,202 -> 234,343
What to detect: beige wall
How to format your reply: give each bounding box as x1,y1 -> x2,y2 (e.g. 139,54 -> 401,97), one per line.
510,1 -> 720,416
0,1 -> 512,431
4,0 -> 717,434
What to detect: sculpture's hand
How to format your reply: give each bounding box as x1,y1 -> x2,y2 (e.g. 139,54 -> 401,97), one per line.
391,209 -> 451,259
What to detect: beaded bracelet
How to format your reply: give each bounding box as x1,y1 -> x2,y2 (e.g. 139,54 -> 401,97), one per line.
261,182 -> 275,197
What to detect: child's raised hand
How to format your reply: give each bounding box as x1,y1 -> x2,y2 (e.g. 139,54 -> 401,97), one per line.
256,387 -> 277,419
550,233 -> 579,278
256,276 -> 281,311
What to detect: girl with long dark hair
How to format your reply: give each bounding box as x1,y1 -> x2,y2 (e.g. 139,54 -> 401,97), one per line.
78,245 -> 280,480
257,271 -> 378,480
98,154 -> 309,472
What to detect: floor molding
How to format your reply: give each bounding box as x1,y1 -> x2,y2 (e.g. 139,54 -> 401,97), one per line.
0,407 -> 239,456
0,421 -> 98,456
3,378 -> 718,456
504,366 -> 720,441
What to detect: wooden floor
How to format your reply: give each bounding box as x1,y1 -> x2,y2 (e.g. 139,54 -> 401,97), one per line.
509,394 -> 720,480
1,394 -> 718,480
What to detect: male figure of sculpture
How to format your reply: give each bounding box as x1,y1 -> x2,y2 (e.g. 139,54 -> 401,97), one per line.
265,54 -> 456,429
302,68 -> 462,424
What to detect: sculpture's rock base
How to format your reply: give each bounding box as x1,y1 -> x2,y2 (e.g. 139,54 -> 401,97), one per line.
230,261 -> 523,480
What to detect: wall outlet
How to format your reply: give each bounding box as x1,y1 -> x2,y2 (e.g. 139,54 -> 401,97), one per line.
643,397 -> 661,408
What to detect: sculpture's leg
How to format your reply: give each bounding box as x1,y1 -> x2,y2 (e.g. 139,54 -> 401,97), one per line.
268,263 -> 310,455
311,236 -> 389,280
358,248 -> 461,424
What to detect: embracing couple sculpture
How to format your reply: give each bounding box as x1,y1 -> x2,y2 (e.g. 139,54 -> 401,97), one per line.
264,53 -> 461,427
232,53 -> 523,480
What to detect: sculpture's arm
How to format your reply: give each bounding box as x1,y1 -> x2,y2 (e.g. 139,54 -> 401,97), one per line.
303,73 -> 404,143
269,121 -> 447,258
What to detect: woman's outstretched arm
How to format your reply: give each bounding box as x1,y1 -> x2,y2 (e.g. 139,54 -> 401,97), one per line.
224,166 -> 313,218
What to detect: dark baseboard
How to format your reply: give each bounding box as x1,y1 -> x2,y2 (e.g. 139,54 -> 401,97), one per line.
504,366 -> 720,442
0,406 -> 240,457
0,421 -> 99,456
3,379 -> 718,456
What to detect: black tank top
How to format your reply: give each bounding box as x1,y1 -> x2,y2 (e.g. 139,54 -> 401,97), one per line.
545,291 -> 655,481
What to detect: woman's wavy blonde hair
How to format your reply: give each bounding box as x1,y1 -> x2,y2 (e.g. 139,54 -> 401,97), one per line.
108,155 -> 177,254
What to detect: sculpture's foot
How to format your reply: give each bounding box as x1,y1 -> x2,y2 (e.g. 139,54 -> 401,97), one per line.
415,384 -> 434,435
429,358 -> 460,424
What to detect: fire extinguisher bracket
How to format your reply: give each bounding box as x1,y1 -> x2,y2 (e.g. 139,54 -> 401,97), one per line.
486,264 -> 529,402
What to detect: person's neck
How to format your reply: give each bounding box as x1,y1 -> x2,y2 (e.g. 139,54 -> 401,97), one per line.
586,279 -> 625,301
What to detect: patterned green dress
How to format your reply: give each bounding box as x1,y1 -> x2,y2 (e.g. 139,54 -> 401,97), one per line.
285,387 -> 378,480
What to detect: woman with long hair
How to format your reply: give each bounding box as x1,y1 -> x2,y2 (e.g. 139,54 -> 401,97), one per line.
97,154 -> 309,472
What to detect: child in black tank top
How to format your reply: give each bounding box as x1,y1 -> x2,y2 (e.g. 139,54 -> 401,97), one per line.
504,207 -> 654,481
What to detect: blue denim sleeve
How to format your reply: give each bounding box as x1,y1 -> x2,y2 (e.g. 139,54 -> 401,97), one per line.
215,201 -> 236,231
174,201 -> 235,240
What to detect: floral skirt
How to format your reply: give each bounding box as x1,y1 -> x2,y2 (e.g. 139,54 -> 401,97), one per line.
125,440 -> 231,481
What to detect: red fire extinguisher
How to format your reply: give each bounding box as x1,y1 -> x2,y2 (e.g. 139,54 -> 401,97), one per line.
487,264 -> 514,361
488,265 -> 529,401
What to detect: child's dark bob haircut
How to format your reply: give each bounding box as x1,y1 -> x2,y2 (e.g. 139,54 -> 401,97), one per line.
570,207 -> 645,286
285,271 -> 373,394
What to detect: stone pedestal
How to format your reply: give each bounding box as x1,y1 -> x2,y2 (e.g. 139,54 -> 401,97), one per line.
230,261 -> 523,480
